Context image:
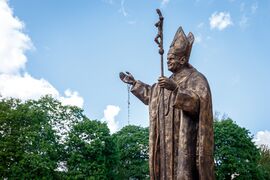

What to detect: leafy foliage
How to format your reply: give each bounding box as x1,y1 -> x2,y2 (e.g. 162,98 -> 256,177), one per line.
2,97 -> 269,179
32,95 -> 85,144
214,118 -> 264,179
0,97 -> 61,179
0,96 -> 88,179
66,119 -> 117,179
258,145 -> 270,179
113,125 -> 149,180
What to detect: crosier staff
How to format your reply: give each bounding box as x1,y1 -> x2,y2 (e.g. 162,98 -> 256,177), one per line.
155,9 -> 164,76
154,8 -> 166,180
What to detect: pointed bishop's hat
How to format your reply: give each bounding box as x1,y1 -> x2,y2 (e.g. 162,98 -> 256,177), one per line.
168,26 -> 194,61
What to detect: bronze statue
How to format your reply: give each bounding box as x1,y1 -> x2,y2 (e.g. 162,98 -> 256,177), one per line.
119,11 -> 215,180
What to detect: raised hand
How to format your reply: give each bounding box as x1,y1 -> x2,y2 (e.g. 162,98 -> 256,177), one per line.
158,76 -> 177,91
119,71 -> 136,85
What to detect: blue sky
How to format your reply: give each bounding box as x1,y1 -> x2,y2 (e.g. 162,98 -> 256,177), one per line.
0,0 -> 269,145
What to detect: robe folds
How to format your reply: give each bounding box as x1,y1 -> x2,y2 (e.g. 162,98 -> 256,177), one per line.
131,67 -> 215,180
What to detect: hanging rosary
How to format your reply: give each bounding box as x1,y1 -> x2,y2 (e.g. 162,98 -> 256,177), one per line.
127,84 -> 131,125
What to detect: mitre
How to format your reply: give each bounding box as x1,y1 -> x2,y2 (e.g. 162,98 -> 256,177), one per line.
168,26 -> 194,61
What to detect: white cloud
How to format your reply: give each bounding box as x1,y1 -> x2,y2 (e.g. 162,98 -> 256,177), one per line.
161,0 -> 170,6
209,12 -> 233,30
0,0 -> 84,108
251,2 -> 258,14
238,2 -> 258,29
239,14 -> 249,28
197,22 -> 204,28
254,131 -> 270,147
195,34 -> 202,44
102,0 -> 114,4
0,73 -> 59,100
0,73 -> 84,108
119,0 -> 128,17
60,89 -> 84,108
0,0 -> 32,74
128,20 -> 136,25
102,105 -> 120,134
240,2 -> 245,12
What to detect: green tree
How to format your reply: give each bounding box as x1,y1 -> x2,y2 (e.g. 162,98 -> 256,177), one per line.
214,118 -> 263,179
258,145 -> 270,179
33,95 -> 85,144
0,97 -> 61,179
0,96 -> 87,179
114,125 -> 149,180
66,119 -> 117,179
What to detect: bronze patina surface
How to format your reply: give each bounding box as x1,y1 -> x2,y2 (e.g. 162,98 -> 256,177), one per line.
119,18 -> 215,180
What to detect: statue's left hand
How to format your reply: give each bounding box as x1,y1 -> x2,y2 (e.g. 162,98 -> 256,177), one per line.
158,76 -> 177,91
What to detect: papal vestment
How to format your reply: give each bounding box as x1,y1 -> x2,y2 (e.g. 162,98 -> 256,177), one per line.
131,66 -> 215,180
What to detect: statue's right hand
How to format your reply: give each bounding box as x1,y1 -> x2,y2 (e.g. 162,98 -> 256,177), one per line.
119,71 -> 136,85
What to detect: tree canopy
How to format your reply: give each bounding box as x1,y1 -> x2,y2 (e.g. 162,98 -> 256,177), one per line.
113,125 -> 149,180
258,145 -> 270,179
1,97 -> 270,179
66,119 -> 117,179
0,96 -> 115,179
214,117 -> 265,179
0,97 -> 61,178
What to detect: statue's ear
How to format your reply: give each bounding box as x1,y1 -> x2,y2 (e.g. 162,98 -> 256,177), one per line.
187,32 -> 194,45
179,56 -> 188,65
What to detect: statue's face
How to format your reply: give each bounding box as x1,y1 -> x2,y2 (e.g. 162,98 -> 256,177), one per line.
167,53 -> 182,73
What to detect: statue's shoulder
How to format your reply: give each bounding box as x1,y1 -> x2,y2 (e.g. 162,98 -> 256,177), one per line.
190,69 -> 209,84
189,69 -> 212,97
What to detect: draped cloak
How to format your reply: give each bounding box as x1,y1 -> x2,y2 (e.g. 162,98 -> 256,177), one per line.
131,66 -> 215,180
